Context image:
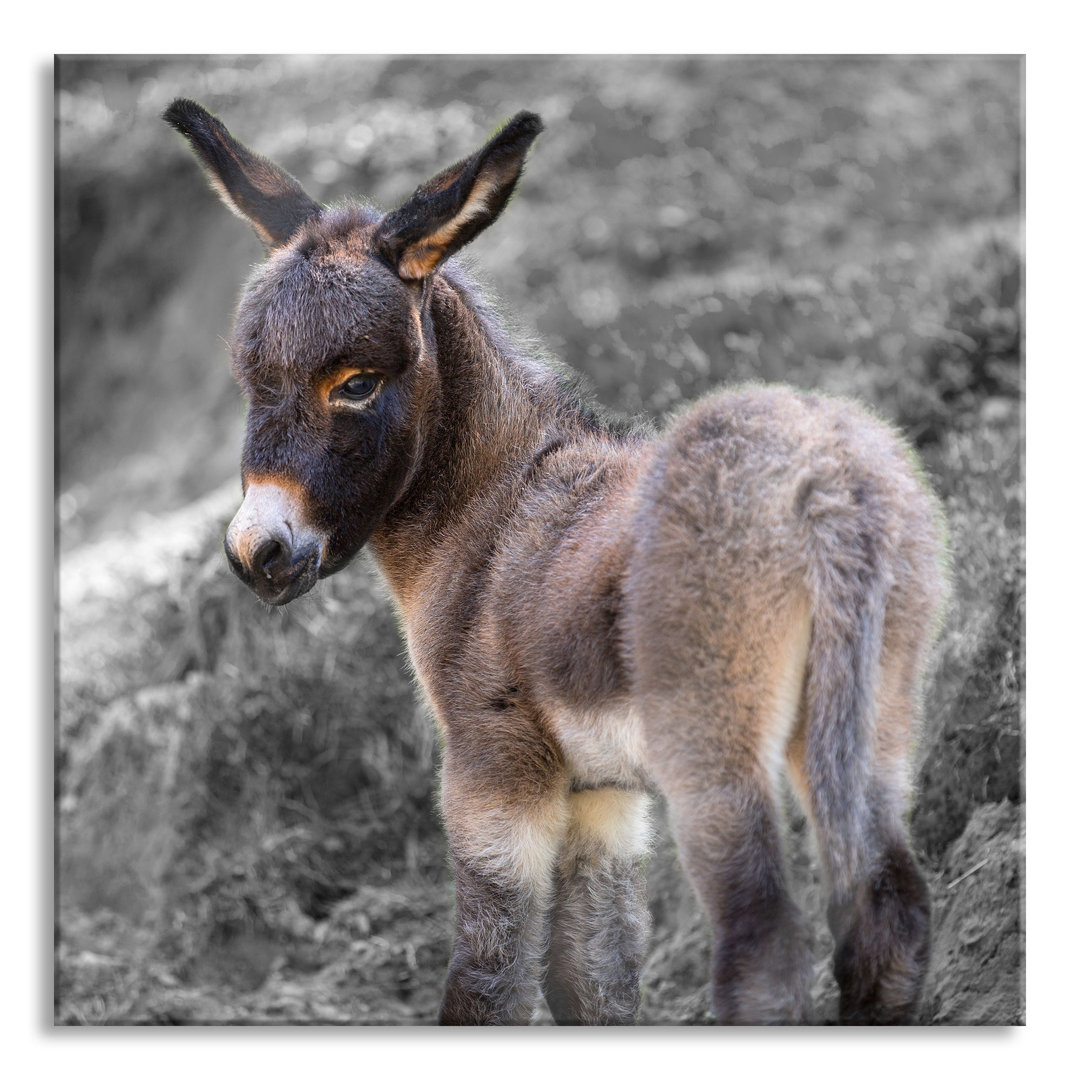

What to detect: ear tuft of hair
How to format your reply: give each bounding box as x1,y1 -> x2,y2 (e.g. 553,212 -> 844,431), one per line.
496,111 -> 544,144
376,110 -> 545,281
161,97 -> 216,139
163,98 -> 322,250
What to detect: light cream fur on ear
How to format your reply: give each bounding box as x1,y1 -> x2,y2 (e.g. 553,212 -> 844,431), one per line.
397,174 -> 502,280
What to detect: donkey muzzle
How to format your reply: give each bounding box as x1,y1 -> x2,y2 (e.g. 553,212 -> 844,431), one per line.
225,480 -> 325,605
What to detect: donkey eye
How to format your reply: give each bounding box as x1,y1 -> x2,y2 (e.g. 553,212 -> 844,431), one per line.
338,374 -> 379,401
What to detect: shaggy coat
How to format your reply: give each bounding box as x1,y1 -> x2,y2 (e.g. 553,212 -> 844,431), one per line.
165,99 -> 947,1025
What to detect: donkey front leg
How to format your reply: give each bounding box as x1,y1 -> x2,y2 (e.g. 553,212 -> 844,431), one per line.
438,734 -> 569,1025
543,788 -> 652,1025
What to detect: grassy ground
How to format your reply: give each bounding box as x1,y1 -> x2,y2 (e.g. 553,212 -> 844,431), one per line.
56,55 -> 1023,1025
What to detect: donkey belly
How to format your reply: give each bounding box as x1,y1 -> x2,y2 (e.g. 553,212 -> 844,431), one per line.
546,703 -> 651,792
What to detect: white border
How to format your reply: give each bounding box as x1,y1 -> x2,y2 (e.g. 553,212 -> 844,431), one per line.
16,4 -> 1069,1072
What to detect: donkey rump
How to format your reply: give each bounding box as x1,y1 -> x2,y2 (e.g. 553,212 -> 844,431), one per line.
164,99 -> 947,1025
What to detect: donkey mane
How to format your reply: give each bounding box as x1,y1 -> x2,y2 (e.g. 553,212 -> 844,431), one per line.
373,256 -> 648,552
432,257 -> 643,439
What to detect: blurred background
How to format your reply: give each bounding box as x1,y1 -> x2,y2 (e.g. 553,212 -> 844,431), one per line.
56,55 -> 1023,1024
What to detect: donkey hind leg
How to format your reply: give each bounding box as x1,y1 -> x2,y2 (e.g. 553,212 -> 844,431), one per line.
787,588 -> 932,1024
642,598 -> 817,1025
543,788 -> 652,1025
438,742 -> 569,1025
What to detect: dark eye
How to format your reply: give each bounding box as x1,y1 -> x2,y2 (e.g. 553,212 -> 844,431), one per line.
338,374 -> 379,401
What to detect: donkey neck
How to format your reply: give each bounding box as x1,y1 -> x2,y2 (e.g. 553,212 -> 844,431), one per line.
368,268 -> 600,598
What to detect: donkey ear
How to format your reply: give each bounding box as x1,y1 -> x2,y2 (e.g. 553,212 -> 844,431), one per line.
163,98 -> 322,251
376,111 -> 543,281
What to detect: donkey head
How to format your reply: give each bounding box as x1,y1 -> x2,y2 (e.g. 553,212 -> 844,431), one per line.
164,100 -> 542,604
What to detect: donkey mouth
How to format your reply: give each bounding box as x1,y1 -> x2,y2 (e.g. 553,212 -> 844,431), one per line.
225,536 -> 321,606
255,560 -> 319,606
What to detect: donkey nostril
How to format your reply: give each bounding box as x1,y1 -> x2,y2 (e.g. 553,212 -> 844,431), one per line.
254,538 -> 288,579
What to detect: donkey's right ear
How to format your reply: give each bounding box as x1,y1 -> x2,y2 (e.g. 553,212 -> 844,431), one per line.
163,99 -> 322,251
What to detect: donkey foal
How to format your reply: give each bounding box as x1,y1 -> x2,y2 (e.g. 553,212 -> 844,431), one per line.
165,100 -> 947,1025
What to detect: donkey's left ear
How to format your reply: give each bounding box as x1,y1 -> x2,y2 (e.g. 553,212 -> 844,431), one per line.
376,111 -> 543,281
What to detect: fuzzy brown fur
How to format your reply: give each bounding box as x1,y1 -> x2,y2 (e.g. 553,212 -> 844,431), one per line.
165,100 -> 948,1025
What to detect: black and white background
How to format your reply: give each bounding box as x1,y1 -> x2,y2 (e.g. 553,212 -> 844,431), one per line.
55,55 -> 1023,1026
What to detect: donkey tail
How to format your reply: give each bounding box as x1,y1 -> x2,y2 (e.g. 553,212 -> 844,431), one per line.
797,474 -> 892,896
796,471 -> 934,1023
